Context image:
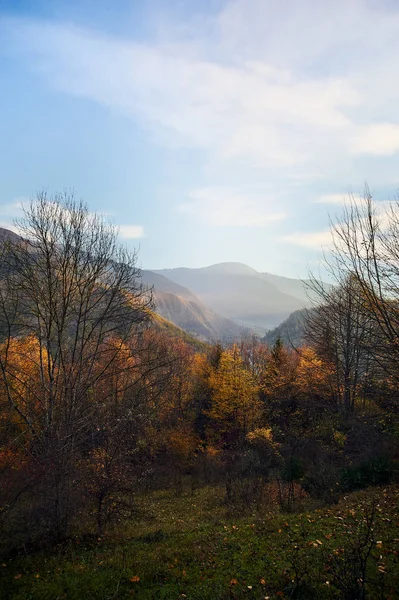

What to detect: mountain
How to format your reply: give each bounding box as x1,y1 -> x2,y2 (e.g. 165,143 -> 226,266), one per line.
263,308 -> 308,348
0,227 -> 317,340
0,227 -> 21,244
141,270 -> 246,341
153,263 -> 313,331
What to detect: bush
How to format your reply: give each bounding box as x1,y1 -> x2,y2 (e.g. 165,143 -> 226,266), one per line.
341,456 -> 394,491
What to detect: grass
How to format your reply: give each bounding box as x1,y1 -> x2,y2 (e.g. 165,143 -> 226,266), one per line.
1,484 -> 399,599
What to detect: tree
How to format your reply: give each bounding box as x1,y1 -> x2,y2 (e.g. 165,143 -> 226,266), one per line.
327,190 -> 399,383
0,191 -> 153,541
208,344 -> 261,445
304,274 -> 373,412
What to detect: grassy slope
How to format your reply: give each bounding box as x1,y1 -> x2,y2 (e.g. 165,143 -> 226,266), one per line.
151,312 -> 208,351
1,485 -> 399,600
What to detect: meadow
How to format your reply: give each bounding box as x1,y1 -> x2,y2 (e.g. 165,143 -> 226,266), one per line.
1,484 -> 399,600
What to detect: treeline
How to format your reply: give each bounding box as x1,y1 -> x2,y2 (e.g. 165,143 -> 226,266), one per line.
0,191 -> 398,554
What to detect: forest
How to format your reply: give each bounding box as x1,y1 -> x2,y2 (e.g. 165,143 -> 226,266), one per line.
0,191 -> 398,600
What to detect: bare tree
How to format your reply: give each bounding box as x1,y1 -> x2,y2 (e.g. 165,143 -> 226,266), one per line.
304,273 -> 373,412
329,189 -> 399,381
0,191 -> 153,540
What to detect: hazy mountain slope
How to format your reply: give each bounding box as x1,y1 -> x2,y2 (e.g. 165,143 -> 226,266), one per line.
260,272 -> 311,303
141,270 -> 197,302
261,272 -> 333,304
141,269 -> 245,341
0,227 -> 239,343
154,263 -> 310,330
263,308 -> 308,348
151,312 -> 208,351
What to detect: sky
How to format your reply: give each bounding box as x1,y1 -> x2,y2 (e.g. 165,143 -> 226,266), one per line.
1,0 -> 399,278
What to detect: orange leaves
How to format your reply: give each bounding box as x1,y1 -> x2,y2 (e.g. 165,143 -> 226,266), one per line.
0,334 -> 48,421
207,344 -> 261,434
129,575 -> 140,583
0,447 -> 27,471
166,428 -> 200,462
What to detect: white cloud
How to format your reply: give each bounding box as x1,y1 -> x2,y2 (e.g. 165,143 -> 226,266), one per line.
0,221 -> 19,233
1,16 -> 360,169
0,199 -> 28,218
281,230 -> 333,249
118,225 -> 144,239
314,193 -> 364,205
351,122 -> 399,156
3,0 -> 399,223
179,187 -> 286,227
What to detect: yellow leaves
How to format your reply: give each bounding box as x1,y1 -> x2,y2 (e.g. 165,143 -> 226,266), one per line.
333,430 -> 347,448
166,428 -> 200,461
246,428 -> 273,444
230,578 -> 238,585
0,334 -> 48,418
376,541 -> 383,548
208,345 -> 260,429
294,346 -> 332,395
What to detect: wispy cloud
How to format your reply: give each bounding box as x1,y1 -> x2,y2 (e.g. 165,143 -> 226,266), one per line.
0,221 -> 19,233
281,230 -> 333,249
314,193 -> 364,205
118,225 -> 144,239
179,187 -> 286,227
351,123 -> 399,156
3,0 -> 399,249
0,10 -> 368,172
0,199 -> 28,218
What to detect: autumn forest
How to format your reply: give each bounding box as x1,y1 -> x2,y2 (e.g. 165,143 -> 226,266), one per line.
1,192 -> 399,599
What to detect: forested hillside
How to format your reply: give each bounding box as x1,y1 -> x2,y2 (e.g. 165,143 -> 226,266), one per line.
141,270 -> 246,341
0,193 -> 398,599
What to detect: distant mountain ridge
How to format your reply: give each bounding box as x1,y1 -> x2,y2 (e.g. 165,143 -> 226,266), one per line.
141,270 -> 245,341
263,308 -> 308,348
153,262 -> 314,331
0,227 -> 323,341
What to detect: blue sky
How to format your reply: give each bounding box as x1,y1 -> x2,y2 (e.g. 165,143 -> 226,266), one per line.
1,0 -> 399,278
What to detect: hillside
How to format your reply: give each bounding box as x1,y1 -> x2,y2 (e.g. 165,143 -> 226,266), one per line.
142,270 -> 245,341
263,308 -> 308,348
0,229 -> 318,340
0,228 -> 212,347
0,227 -> 20,244
154,262 -> 311,330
